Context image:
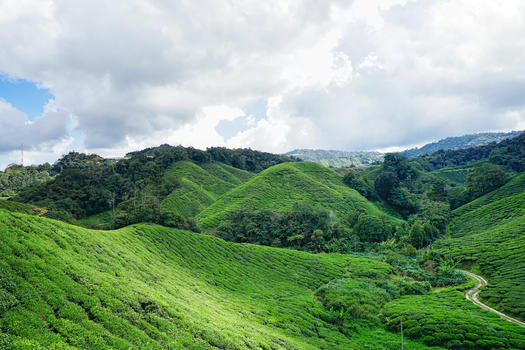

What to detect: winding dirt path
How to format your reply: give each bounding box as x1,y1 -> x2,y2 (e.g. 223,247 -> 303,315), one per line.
459,269 -> 525,328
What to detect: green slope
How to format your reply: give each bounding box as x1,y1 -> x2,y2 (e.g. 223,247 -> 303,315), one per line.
79,161 -> 253,229
197,162 -> 393,230
160,161 -> 253,217
0,210 -> 435,349
384,280 -> 525,349
431,166 -> 472,185
433,173 -> 525,320
0,200 -> 41,216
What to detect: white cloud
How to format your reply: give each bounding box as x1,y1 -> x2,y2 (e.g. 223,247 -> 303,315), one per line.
0,0 -> 524,163
0,99 -> 69,153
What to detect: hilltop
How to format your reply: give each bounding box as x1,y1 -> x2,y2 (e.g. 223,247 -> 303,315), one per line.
160,161 -> 253,217
401,130 -> 523,158
197,161 -> 392,230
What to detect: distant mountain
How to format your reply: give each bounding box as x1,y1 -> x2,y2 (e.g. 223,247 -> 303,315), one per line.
401,131 -> 524,157
284,149 -> 384,167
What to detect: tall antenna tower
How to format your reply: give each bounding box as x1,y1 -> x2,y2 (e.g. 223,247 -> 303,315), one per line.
21,143 -> 24,166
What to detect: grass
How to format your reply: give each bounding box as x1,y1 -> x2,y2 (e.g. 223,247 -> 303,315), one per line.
197,162 -> 397,230
0,209 -> 434,349
433,173 -> 525,320
383,279 -> 525,349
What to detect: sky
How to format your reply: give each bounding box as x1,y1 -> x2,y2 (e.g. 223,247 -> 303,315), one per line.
0,0 -> 524,168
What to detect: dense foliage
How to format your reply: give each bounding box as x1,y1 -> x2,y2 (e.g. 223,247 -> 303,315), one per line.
465,163 -> 507,198
216,203 -> 347,252
129,144 -> 296,173
342,171 -> 377,200
12,145 -> 293,220
51,151 -> 106,172
0,164 -> 51,197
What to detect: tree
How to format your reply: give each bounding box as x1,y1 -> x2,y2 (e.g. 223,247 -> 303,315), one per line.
383,153 -> 417,181
343,171 -> 376,199
374,171 -> 400,200
466,163 -> 506,199
409,221 -> 424,249
353,213 -> 391,243
427,180 -> 447,202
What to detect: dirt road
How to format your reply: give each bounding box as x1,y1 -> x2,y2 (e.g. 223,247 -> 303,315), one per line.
459,269 -> 525,328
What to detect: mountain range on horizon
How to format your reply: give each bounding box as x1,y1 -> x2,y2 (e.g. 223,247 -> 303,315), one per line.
285,130 -> 524,167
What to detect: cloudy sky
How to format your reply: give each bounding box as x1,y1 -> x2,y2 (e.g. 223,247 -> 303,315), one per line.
1,0 -> 524,168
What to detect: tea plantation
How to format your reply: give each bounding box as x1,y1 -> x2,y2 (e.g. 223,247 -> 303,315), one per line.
197,162 -> 394,230
433,173 -> 525,320
384,280 -> 525,349
0,210 -> 436,349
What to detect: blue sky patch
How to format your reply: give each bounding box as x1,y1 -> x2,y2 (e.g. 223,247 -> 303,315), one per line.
216,99 -> 267,140
0,75 -> 53,121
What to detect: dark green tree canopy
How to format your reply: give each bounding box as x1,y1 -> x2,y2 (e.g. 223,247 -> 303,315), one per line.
374,171 -> 400,199
466,163 -> 507,199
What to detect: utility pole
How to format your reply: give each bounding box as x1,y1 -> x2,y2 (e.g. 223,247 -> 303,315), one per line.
401,318 -> 404,350
21,143 -> 24,166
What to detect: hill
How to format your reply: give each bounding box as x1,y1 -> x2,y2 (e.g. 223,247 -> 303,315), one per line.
160,161 -> 253,217
78,161 -> 253,230
433,173 -> 525,320
197,161 -> 392,230
12,145 -> 295,221
284,149 -> 384,167
0,209 -> 441,349
2,208 -> 525,349
401,130 -> 523,158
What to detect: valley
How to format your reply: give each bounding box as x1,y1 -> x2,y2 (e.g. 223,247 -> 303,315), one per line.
0,132 -> 524,349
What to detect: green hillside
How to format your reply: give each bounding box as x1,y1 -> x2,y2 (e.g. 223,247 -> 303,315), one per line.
433,173 -> 525,320
431,166 -> 472,185
79,161 -> 253,230
197,162 -> 392,230
384,280 -> 525,349
160,161 -> 253,217
0,200 -> 41,216
0,209 -> 437,349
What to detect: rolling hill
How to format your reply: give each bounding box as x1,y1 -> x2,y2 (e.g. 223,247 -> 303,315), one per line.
197,162 -> 395,230
79,161 -> 253,230
433,173 -> 525,320
0,209 -> 438,349
160,161 -> 253,217
2,206 -> 525,349
1,142 -> 525,349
